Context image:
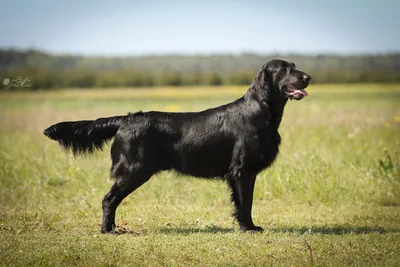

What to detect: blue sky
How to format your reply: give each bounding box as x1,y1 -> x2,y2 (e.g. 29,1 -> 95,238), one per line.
0,0 -> 399,55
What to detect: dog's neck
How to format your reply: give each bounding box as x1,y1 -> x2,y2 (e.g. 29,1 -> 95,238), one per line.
244,84 -> 288,129
268,97 -> 288,129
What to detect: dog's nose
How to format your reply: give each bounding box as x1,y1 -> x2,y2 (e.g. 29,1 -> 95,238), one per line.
303,74 -> 311,83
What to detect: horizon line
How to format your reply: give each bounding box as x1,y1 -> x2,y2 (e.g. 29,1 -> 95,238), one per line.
1,46 -> 400,58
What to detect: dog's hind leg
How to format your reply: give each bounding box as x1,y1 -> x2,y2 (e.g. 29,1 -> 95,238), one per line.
101,170 -> 152,234
227,173 -> 263,232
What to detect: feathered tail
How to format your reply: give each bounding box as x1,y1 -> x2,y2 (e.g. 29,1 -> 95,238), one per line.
43,115 -> 128,155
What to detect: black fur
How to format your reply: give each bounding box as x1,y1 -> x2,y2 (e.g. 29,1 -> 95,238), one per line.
44,116 -> 128,154
44,59 -> 311,234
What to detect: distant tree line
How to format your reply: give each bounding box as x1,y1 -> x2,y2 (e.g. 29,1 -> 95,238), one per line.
1,49 -> 399,90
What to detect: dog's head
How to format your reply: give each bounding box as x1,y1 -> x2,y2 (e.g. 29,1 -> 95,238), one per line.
253,59 -> 311,101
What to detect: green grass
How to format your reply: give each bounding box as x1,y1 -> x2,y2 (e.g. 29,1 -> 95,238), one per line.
1,84 -> 400,266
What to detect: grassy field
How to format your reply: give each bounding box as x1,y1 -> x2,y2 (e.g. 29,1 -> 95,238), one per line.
0,84 -> 399,266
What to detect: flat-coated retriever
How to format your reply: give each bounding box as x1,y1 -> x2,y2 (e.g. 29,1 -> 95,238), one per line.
44,59 -> 311,234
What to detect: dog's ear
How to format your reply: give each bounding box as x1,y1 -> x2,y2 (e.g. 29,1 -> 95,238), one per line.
250,64 -> 271,100
253,65 -> 267,89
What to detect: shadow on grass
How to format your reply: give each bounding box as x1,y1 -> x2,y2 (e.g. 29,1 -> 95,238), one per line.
108,225 -> 235,235
159,226 -> 235,235
159,225 -> 400,235
110,225 -> 399,236
269,226 -> 400,235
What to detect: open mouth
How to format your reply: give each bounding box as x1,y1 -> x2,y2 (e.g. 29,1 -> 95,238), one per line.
286,86 -> 309,100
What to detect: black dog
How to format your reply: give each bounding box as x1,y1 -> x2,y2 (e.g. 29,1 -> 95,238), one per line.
44,59 -> 311,234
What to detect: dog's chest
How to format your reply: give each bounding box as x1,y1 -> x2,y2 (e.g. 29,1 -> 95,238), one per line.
255,129 -> 281,169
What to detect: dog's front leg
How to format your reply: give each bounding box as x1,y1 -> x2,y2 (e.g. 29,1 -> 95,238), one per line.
227,173 -> 264,232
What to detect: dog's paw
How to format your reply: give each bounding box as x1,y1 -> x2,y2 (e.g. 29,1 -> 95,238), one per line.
101,228 -> 120,235
251,226 -> 264,232
102,230 -> 120,235
240,226 -> 264,233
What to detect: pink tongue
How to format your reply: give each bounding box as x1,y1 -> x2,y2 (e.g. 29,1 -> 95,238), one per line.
292,89 -> 308,97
